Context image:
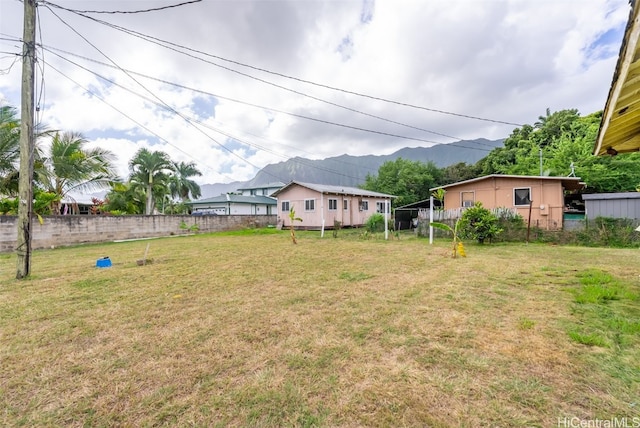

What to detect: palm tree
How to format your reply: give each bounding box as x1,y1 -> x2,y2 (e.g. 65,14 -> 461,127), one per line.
104,182 -> 145,214
169,161 -> 202,202
38,131 -> 119,214
0,105 -> 21,196
128,148 -> 174,215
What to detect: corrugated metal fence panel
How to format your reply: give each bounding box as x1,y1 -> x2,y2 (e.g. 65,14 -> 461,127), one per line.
586,198 -> 640,220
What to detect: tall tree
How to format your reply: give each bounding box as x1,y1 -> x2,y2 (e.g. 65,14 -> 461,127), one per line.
38,131 -> 118,214
362,158 -> 443,207
441,162 -> 481,185
129,148 -> 174,215
169,160 -> 202,202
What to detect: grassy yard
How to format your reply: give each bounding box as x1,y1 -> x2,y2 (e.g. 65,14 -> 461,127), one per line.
1,229 -> 638,427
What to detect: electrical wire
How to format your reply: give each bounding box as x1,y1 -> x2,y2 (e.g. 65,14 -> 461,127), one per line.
47,4 -> 524,128
39,6 -> 504,147
41,53 -> 381,182
41,0 -> 203,15
43,61 -> 242,183
35,4 -> 46,126
34,3 -> 498,186
42,45 -> 493,152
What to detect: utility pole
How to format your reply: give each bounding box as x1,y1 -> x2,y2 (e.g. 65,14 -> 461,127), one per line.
539,148 -> 543,176
16,0 -> 37,279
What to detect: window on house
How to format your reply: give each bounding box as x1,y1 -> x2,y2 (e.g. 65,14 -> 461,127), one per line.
328,198 -> 338,210
305,199 -> 315,211
359,200 -> 369,211
376,201 -> 389,213
250,189 -> 256,195
461,191 -> 475,207
343,200 -> 348,210
514,188 -> 531,206
281,200 -> 290,212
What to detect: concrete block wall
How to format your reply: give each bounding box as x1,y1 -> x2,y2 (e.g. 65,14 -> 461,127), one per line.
0,215 -> 277,253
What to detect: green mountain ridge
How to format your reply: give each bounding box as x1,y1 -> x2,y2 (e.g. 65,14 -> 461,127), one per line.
200,138 -> 503,198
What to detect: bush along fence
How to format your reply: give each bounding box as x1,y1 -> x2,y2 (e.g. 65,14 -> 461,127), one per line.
414,207 -> 522,239
415,206 -> 640,248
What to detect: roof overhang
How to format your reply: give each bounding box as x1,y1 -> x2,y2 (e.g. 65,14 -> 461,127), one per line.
594,1 -> 640,156
430,174 -> 585,192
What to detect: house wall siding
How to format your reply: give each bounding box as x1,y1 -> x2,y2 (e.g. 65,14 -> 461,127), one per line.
0,214 -> 276,253
276,186 -> 390,229
442,177 -> 565,229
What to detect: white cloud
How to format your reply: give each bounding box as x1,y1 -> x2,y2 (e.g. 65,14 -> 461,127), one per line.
0,0 -> 631,187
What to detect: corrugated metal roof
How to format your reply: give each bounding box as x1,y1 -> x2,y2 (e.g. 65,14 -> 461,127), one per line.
188,194 -> 277,205
594,2 -> 640,155
271,181 -> 395,198
430,175 -> 585,192
582,192 -> 640,200
236,182 -> 285,191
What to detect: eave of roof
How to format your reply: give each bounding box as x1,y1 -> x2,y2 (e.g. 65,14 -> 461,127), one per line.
594,1 -> 640,156
236,181 -> 285,191
582,192 -> 640,200
430,175 -> 585,192
188,194 -> 277,205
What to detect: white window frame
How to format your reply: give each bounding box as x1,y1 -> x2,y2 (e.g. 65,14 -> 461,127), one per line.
359,200 -> 369,211
514,187 -> 532,206
343,199 -> 348,210
304,199 -> 315,212
281,200 -> 290,212
328,198 -> 338,211
376,201 -> 390,213
461,191 -> 475,208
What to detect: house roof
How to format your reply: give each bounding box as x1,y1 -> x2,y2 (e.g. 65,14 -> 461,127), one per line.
594,1 -> 640,156
188,194 -> 277,205
582,192 -> 640,200
271,181 -> 396,198
236,181 -> 285,191
430,175 -> 585,192
395,198 -> 438,210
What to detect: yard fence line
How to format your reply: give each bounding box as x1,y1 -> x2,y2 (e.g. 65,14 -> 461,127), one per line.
416,207 -> 520,222
0,214 -> 277,253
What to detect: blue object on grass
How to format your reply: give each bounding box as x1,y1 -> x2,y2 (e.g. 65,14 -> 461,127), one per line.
96,257 -> 112,268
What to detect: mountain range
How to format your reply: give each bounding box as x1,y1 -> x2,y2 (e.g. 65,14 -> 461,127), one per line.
200,138 -> 503,198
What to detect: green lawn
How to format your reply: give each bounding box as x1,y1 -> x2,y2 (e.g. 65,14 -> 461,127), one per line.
1,230 -> 638,427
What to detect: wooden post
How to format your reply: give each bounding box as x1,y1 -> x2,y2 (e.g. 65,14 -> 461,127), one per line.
526,200 -> 533,244
16,0 -> 37,279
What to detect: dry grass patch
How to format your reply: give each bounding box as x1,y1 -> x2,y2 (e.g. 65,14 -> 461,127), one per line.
0,231 -> 639,426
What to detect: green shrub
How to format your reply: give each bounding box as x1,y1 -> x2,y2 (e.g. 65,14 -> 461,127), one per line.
365,213 -> 385,233
458,202 -> 502,244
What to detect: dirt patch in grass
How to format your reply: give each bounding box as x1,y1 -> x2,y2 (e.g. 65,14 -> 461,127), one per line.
1,233 -> 639,426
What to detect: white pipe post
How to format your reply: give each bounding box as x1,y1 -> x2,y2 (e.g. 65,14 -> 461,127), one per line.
429,195 -> 434,244
384,199 -> 389,240
320,193 -> 325,238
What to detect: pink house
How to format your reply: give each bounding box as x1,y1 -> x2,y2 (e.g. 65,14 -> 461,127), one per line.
431,175 -> 584,230
271,181 -> 395,229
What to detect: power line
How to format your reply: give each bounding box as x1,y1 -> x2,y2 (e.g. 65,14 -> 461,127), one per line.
41,0 -> 202,15
41,7 -> 309,183
42,61 -> 240,183
51,5 -> 524,128
42,45 -> 491,152
36,4 -> 495,187
41,53 -> 381,182
40,7 -> 501,144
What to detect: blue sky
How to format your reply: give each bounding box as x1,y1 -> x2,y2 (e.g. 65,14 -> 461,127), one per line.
0,0 -> 631,185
